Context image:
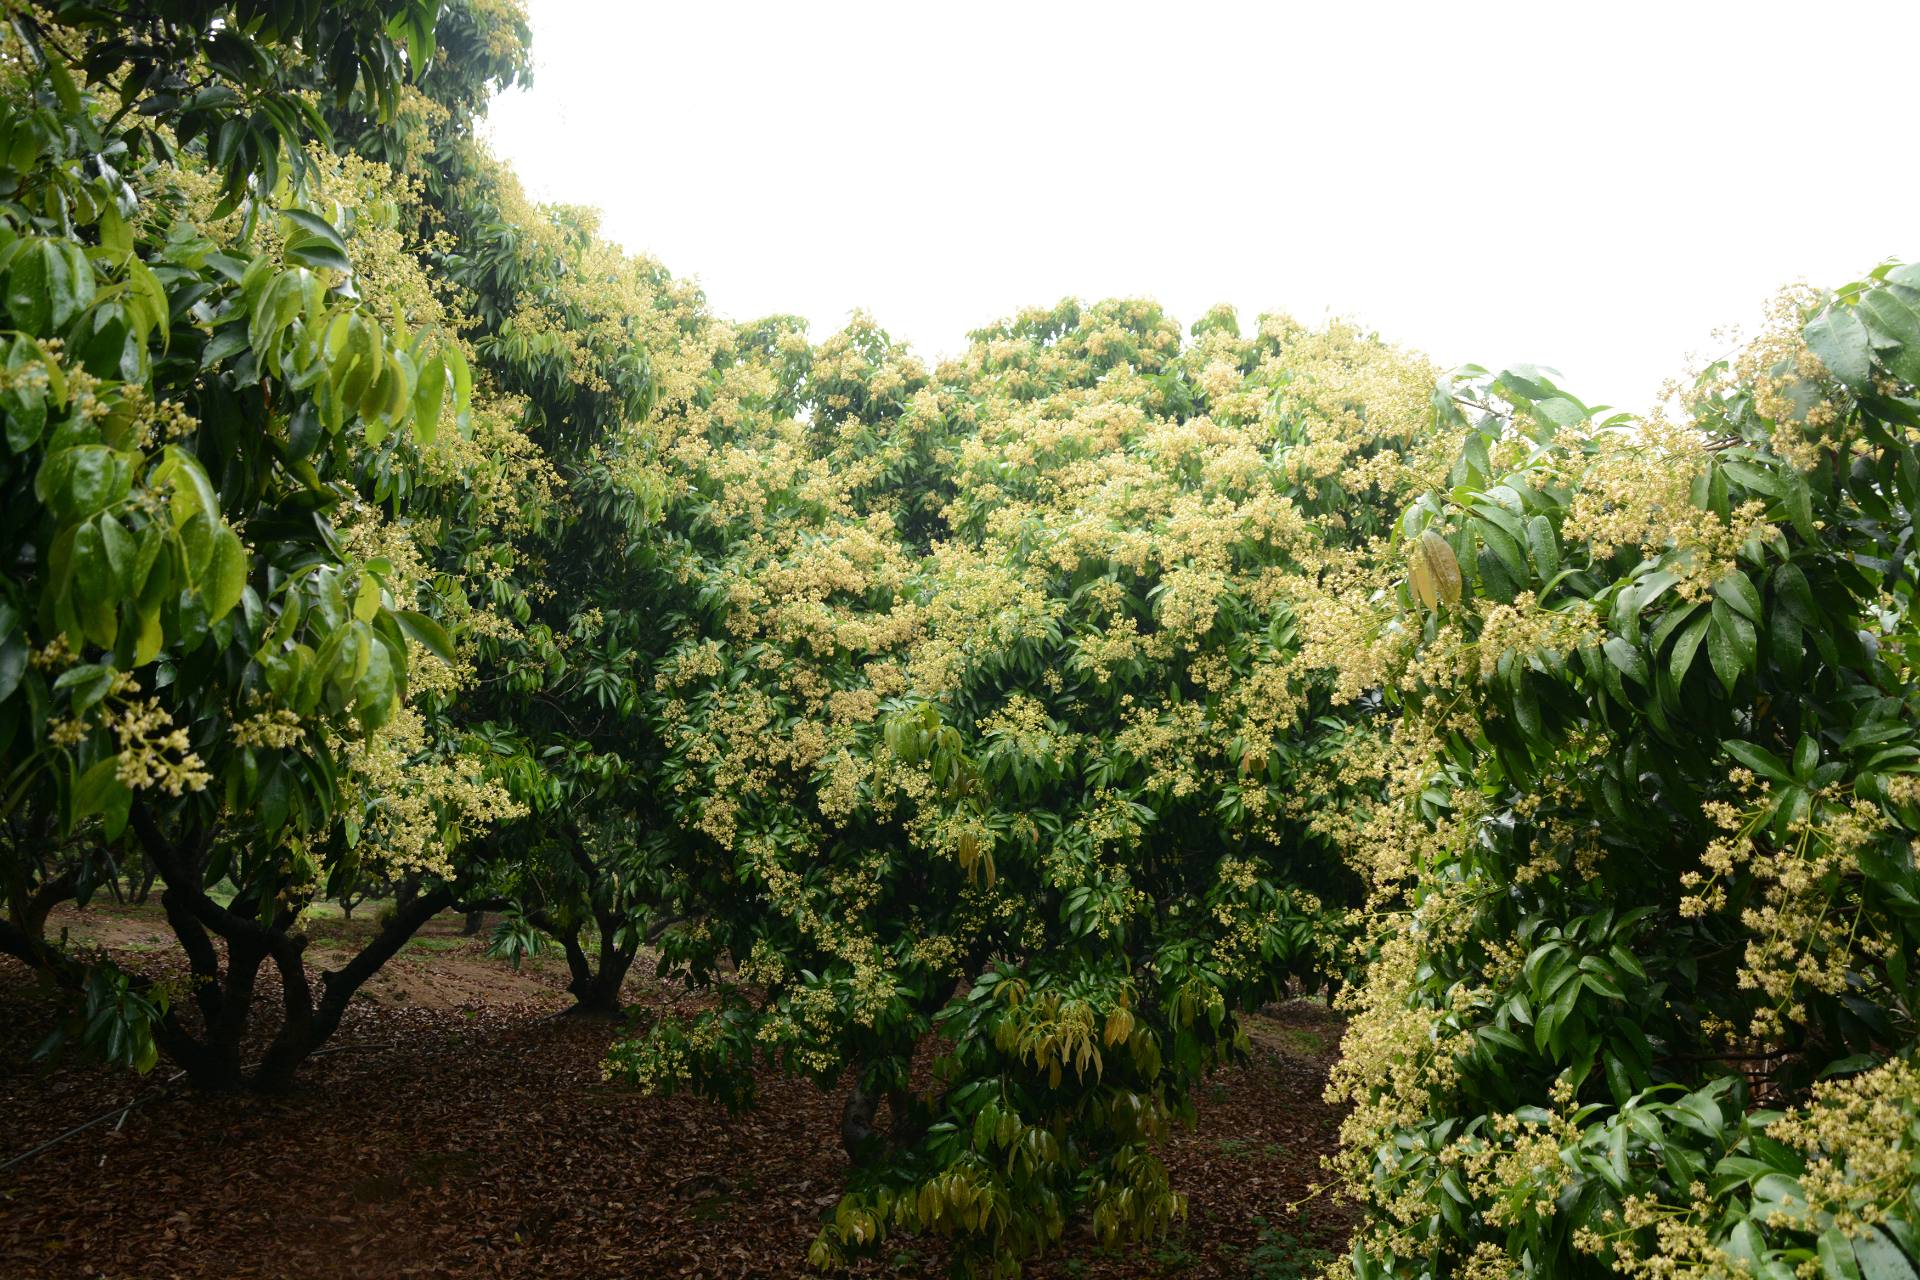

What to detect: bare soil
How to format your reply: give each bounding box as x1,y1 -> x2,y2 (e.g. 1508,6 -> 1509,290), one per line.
0,903 -> 1351,1279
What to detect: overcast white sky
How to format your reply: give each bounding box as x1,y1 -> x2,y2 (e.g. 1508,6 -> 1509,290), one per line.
482,1 -> 1919,412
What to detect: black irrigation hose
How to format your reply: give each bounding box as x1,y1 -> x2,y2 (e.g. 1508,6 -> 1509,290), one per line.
0,1041 -> 376,1174
0,1070 -> 185,1173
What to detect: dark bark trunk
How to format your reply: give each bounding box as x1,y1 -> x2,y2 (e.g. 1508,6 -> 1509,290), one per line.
563,941 -> 636,1018
548,917 -> 592,991
250,885 -> 451,1092
462,909 -> 487,936
583,899 -> 637,1012
531,827 -> 648,1018
835,976 -> 963,1163
0,868 -> 78,967
840,1081 -> 880,1162
526,903 -> 646,1018
838,1081 -> 930,1165
132,803 -> 452,1093
154,874 -> 252,1092
130,861 -> 156,905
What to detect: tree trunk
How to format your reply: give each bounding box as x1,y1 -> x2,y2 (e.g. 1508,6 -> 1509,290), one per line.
841,1081 -> 880,1162
528,904 -> 641,1019
834,979 -> 961,1163
838,1080 -> 929,1165
462,909 -> 487,936
251,883 -> 452,1092
567,895 -> 646,1017
129,860 -> 156,905
0,867 -> 78,967
564,942 -> 636,1018
131,804 -> 452,1093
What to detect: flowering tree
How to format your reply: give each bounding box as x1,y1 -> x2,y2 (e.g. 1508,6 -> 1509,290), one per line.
387,135 -> 702,1016
597,298 -> 1448,1272
2,6 -> 1913,1275
1321,278 -> 1920,1278
0,0 -> 551,1090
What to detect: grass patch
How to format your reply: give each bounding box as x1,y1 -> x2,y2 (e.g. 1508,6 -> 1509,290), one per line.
1236,1217 -> 1334,1279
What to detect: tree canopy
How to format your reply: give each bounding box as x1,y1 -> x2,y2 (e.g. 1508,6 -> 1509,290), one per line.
1,4 -> 1915,1278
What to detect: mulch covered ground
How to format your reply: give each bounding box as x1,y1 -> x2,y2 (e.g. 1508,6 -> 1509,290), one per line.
0,906 -> 1352,1278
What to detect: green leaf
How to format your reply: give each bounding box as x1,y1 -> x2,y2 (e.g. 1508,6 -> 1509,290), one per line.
44,54 -> 81,113
443,340 -> 472,434
392,610 -> 455,664
1715,571 -> 1763,624
350,637 -> 396,732
178,511 -> 215,583
1475,516 -> 1527,586
1792,734 -> 1819,779
278,209 -> 347,254
6,240 -> 55,335
72,757 -> 132,839
132,598 -> 162,666
1602,636 -> 1649,687
411,350 -> 445,447
1671,611 -> 1711,686
352,573 -> 382,623
71,519 -> 110,608
125,258 -> 170,352
1859,285 -> 1920,384
206,525 -> 248,622
1783,473 -> 1817,539
1721,460 -> 1782,497
36,445 -> 133,521
1708,600 -> 1755,693
283,237 -> 353,274
1820,1230 -> 1866,1280
0,635 -> 26,703
1805,306 -> 1872,391
99,514 -> 137,595
72,755 -> 116,811
1773,562 -> 1817,622
1724,739 -> 1792,783
1525,513 -> 1558,581
155,445 -> 219,529
3,393 -> 46,454
1853,1227 -> 1918,1280
1607,943 -> 1647,981
1509,671 -> 1543,743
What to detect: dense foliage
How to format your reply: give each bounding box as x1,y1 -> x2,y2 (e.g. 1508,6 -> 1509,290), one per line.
597,300 -> 1440,1272
0,0 -> 502,1089
1322,283 -> 1920,1280
1,4 -> 1914,1277
0,0 -> 675,1084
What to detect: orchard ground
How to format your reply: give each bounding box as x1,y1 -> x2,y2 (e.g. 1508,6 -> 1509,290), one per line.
0,907 -> 1351,1279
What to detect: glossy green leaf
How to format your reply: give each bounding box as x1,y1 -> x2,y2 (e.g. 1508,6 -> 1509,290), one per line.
392,609 -> 455,665
1805,305 -> 1872,391
1708,600 -> 1755,693
206,524 -> 248,622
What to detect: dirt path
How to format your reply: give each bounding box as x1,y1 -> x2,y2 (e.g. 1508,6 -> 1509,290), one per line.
39,903 -> 576,1014
0,906 -> 1351,1279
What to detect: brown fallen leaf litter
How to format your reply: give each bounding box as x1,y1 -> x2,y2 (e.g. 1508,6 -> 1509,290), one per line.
0,905 -> 1353,1278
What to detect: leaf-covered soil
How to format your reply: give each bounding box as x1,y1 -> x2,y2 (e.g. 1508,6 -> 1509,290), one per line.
0,905 -> 1352,1278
